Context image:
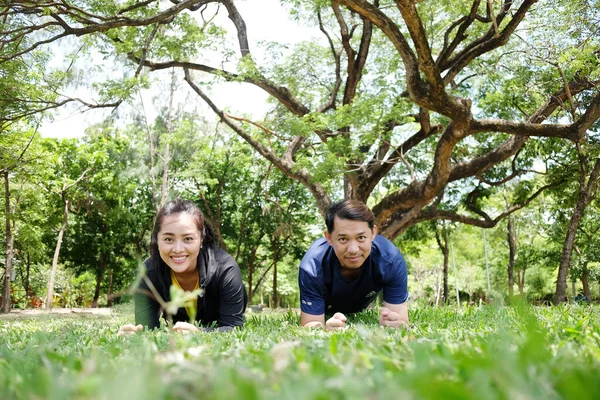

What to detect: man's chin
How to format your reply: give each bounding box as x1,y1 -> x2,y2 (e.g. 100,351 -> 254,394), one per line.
342,259 -> 363,268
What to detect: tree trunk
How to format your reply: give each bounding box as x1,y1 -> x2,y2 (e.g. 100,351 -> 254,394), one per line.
91,254 -> 105,308
517,269 -> 525,295
46,193 -> 68,309
160,68 -> 176,207
2,171 -> 14,313
442,243 -> 449,305
247,247 -> 257,302
272,241 -> 280,309
581,263 -> 590,303
160,141 -> 170,207
554,157 -> 600,304
434,266 -> 442,306
107,267 -> 114,307
253,262 -> 274,296
25,254 -> 31,309
507,215 -> 516,297
148,121 -> 157,211
435,225 -> 449,305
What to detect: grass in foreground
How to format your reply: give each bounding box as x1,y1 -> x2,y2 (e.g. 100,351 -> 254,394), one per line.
1,303 -> 599,399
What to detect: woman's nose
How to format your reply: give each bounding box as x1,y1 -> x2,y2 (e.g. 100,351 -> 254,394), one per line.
173,240 -> 183,252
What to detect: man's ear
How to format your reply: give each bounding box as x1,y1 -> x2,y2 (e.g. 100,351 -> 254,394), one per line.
324,231 -> 332,245
372,225 -> 378,236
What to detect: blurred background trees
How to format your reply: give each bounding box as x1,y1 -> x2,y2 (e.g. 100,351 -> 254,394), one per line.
1,0 -> 599,309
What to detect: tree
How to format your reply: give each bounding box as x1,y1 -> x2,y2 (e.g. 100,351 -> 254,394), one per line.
568,200 -> 600,303
59,126 -> 153,307
0,129 -> 37,313
177,0 -> 600,239
4,1 -> 600,243
179,128 -> 316,305
434,221 -> 450,304
44,139 -> 91,309
554,146 -> 600,304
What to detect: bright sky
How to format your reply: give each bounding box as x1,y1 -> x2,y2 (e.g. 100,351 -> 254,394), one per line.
39,0 -> 320,139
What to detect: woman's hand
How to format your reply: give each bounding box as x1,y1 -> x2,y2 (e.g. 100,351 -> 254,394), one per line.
118,324 -> 143,336
172,321 -> 200,334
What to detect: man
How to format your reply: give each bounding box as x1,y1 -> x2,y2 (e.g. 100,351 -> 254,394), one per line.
299,200 -> 409,330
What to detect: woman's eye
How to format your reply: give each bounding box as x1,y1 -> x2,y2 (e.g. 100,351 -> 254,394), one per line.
164,237 -> 173,242
184,237 -> 194,242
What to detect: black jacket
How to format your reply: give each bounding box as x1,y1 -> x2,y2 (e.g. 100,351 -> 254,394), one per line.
135,244 -> 247,330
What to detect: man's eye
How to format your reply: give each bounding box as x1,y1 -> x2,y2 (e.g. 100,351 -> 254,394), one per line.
358,236 -> 366,241
338,238 -> 347,243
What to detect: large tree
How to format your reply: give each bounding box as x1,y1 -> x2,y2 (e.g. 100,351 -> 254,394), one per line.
3,0 -> 599,242
0,129 -> 39,312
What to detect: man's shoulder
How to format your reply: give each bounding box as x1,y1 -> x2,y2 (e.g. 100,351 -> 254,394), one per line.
372,235 -> 404,265
299,237 -> 330,277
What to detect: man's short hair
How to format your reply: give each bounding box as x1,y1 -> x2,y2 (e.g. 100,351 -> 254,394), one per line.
325,200 -> 375,233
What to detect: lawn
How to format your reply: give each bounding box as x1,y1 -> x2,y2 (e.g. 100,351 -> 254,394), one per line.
1,302 -> 599,399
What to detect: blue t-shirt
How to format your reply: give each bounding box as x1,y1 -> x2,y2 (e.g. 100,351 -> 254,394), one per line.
299,235 -> 408,315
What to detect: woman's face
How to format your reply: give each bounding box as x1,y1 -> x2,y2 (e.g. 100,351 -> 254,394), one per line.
157,212 -> 202,275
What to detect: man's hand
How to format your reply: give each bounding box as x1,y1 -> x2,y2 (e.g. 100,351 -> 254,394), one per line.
325,312 -> 347,331
118,324 -> 143,336
172,321 -> 200,334
303,321 -> 323,328
379,307 -> 407,329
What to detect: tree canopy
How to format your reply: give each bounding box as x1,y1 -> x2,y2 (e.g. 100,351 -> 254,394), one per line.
1,0 -> 600,307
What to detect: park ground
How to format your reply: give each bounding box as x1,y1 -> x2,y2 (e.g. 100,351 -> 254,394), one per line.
1,302 -> 599,399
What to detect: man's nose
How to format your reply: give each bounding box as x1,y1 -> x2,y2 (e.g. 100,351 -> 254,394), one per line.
347,240 -> 359,253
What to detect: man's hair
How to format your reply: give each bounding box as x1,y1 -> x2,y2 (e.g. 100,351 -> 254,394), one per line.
325,200 -> 375,233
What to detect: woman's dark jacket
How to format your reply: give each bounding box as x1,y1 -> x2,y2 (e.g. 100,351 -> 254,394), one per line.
135,244 -> 247,330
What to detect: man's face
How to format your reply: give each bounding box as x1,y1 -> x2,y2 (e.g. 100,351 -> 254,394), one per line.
324,216 -> 377,270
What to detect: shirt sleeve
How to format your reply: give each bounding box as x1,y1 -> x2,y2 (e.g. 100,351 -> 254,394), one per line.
216,264 -> 247,328
135,277 -> 161,329
382,252 -> 409,305
299,267 -> 325,315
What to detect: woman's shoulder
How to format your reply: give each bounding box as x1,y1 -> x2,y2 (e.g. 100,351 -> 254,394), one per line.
142,256 -> 163,276
207,244 -> 237,266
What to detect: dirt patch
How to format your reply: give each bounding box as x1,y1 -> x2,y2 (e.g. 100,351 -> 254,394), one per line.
0,308 -> 114,320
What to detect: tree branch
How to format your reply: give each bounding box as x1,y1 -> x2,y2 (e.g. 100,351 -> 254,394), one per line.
1,0 -> 203,63
131,57 -> 311,116
316,9 -> 342,113
441,0 -> 536,85
184,69 -> 331,215
405,178 -> 566,233
338,0 -> 425,103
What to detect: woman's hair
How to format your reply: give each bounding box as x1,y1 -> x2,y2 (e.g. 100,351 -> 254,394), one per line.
149,199 -> 216,257
325,200 -> 375,233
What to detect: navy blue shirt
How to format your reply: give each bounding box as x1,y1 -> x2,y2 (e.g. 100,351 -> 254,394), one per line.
299,235 -> 408,315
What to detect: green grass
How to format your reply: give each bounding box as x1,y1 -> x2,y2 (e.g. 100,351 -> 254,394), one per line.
1,303 -> 599,399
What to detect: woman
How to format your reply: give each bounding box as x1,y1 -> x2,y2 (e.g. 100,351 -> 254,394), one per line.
119,199 -> 247,334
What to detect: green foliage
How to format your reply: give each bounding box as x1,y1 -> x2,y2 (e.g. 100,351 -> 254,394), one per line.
166,285 -> 203,322
1,304 -> 599,399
